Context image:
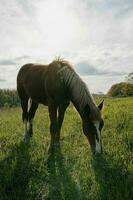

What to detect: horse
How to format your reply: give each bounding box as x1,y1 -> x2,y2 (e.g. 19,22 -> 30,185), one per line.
17,59 -> 104,154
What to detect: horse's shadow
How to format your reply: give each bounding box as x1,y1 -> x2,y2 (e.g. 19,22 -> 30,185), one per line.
0,141 -> 31,200
91,153 -> 132,200
0,141 -> 80,200
45,146 -> 80,200
2,140 -> 131,200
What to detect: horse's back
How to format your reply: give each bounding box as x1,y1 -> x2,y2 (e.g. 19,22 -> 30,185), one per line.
17,63 -> 49,103
17,61 -> 71,105
17,63 -> 48,81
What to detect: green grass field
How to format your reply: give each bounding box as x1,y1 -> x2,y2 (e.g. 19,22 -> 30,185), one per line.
0,97 -> 133,200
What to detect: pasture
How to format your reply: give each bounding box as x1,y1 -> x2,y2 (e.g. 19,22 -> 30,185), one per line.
0,97 -> 132,200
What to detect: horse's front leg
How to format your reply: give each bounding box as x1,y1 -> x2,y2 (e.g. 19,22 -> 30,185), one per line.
48,101 -> 58,153
56,102 -> 70,142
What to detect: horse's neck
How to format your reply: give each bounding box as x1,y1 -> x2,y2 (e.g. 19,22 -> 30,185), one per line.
69,76 -> 96,118
58,65 -> 96,118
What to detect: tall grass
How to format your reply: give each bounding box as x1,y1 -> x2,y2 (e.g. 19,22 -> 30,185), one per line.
0,97 -> 132,200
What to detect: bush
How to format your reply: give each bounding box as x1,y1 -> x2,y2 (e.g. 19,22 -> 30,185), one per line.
107,82 -> 133,97
0,89 -> 20,107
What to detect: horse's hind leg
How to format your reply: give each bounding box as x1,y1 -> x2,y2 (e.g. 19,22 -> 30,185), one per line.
27,100 -> 38,138
20,97 -> 29,142
21,98 -> 38,142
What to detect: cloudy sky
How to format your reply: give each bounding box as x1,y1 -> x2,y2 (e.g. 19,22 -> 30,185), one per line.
0,0 -> 133,93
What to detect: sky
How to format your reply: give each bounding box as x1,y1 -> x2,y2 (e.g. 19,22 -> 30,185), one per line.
0,0 -> 133,93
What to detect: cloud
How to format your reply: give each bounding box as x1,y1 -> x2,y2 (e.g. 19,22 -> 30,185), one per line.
76,61 -> 104,75
0,55 -> 32,67
82,74 -> 126,94
0,59 -> 16,66
0,78 -> 6,82
75,60 -> 125,77
83,0 -> 133,16
15,55 -> 31,61
0,0 -> 132,92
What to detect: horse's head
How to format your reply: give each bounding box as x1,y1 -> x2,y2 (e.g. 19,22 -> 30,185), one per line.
82,100 -> 104,155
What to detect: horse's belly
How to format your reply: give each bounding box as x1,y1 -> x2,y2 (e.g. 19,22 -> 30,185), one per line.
25,84 -> 48,105
29,92 -> 48,105
32,96 -> 48,105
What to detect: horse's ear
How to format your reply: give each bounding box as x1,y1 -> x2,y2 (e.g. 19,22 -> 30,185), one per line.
98,100 -> 104,111
84,104 -> 90,117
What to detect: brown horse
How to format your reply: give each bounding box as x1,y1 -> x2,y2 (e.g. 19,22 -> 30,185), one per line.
17,59 -> 104,154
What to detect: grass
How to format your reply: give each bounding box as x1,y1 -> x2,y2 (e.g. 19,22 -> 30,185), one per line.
0,97 -> 133,200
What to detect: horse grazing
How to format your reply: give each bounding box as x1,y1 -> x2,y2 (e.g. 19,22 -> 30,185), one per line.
17,59 -> 104,154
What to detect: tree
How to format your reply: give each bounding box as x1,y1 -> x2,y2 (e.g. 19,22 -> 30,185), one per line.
0,89 -> 20,107
107,82 -> 133,97
126,71 -> 133,84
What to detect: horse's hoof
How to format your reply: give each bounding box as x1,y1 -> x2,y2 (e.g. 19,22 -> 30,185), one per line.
54,142 -> 60,148
24,135 -> 30,143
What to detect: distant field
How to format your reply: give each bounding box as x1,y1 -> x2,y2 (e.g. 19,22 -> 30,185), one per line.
0,97 -> 133,200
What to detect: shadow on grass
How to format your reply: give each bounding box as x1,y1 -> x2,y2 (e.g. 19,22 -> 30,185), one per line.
0,141 -> 32,200
0,141 -> 80,200
45,146 -> 80,200
92,153 -> 133,200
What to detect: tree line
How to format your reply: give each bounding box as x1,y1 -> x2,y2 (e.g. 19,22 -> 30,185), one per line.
107,71 -> 133,97
107,82 -> 133,97
0,72 -> 132,107
0,89 -> 20,107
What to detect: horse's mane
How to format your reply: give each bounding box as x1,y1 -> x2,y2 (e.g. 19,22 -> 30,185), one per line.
50,57 -> 73,70
50,58 -> 100,120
